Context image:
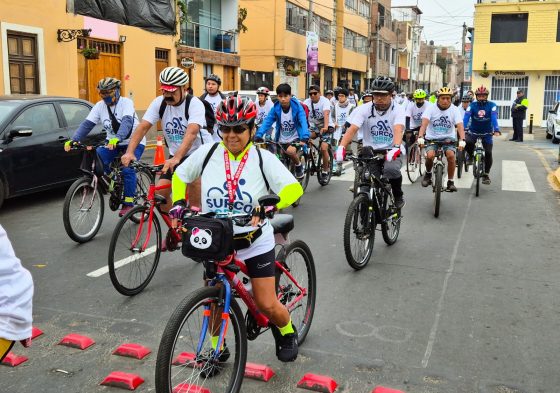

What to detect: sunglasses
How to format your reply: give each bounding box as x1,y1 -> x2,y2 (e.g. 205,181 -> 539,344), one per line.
219,125 -> 249,134
309,92 -> 319,96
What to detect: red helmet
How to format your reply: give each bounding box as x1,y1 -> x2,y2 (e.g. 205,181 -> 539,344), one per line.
475,85 -> 489,96
215,95 -> 257,126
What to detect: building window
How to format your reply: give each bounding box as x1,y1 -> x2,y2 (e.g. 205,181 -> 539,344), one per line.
490,13 -> 528,43
358,0 -> 370,18
7,31 -> 39,94
543,76 -> 560,120
384,43 -> 390,61
345,0 -> 357,13
344,28 -> 367,52
240,70 -> 274,90
182,0 -> 224,50
391,48 -> 397,65
286,2 -> 307,36
490,76 -> 529,120
203,64 -> 213,78
317,15 -> 331,43
378,4 -> 385,27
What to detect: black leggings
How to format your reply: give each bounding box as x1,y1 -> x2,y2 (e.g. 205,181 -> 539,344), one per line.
465,137 -> 493,173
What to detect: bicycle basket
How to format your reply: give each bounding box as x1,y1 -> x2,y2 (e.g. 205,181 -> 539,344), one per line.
181,216 -> 234,261
80,150 -> 105,178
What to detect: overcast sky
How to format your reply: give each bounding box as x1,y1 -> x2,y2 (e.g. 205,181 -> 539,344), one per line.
391,0 -> 476,50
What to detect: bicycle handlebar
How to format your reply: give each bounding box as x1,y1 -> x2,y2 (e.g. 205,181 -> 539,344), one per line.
129,161 -> 164,173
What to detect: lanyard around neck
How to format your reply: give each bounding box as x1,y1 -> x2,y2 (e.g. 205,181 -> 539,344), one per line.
224,148 -> 250,211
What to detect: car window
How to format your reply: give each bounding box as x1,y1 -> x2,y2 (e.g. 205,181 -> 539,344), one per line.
0,102 -> 19,125
12,103 -> 60,135
60,102 -> 91,128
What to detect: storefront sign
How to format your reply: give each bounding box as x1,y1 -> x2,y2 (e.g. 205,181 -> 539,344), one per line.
306,31 -> 319,74
180,57 -> 194,68
495,71 -> 526,76
463,43 -> 472,82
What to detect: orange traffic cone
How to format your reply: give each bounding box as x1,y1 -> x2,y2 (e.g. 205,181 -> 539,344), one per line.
153,135 -> 165,165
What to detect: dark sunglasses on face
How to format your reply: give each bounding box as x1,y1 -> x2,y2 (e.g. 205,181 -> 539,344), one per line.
309,92 -> 319,96
219,125 -> 249,134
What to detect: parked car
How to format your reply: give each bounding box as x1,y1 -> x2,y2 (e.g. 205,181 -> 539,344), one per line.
0,95 -> 105,209
546,101 -> 560,143
223,90 -> 278,103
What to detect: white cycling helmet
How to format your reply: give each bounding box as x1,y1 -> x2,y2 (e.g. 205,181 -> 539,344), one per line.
97,77 -> 121,90
159,67 -> 189,87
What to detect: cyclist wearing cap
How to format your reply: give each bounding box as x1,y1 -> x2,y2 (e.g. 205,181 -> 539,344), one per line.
458,95 -> 473,124
122,66 -> 212,215
64,77 -> 145,216
331,86 -> 342,105
255,83 -> 310,179
347,86 -> 359,106
201,74 -> 227,142
462,85 -> 500,185
331,88 -> 355,174
405,89 -> 431,147
304,85 -> 333,178
169,95 -> 303,363
325,89 -> 334,102
255,87 -> 275,139
418,86 -> 466,192
337,77 -> 407,209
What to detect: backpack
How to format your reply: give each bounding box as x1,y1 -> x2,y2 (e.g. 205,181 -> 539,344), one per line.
201,143 -> 270,191
159,95 -> 215,135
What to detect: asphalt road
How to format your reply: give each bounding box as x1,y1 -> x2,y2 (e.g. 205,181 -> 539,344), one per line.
1,132 -> 559,393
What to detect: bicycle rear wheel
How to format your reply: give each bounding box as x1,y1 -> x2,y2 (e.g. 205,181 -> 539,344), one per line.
406,144 -> 420,183
343,194 -> 375,270
434,164 -> 443,218
457,150 -> 464,179
155,286 -> 247,393
63,177 -> 104,243
275,240 -> 316,345
316,148 -> 333,186
381,194 -> 401,245
108,205 -> 161,296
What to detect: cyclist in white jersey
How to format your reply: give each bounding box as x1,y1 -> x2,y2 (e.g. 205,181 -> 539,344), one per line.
255,87 -> 275,139
304,85 -> 333,178
122,67 -> 212,214
405,89 -> 431,147
337,77 -> 406,209
347,86 -> 359,106
201,74 -> 227,142
418,86 -> 466,192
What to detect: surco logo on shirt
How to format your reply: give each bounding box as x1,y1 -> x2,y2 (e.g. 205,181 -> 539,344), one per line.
281,120 -> 295,137
432,115 -> 452,133
206,178 -> 253,214
165,117 -> 186,143
370,119 -> 393,144
102,119 -> 114,132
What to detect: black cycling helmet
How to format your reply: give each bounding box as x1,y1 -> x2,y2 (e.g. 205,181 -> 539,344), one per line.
325,89 -> 334,96
362,90 -> 373,98
205,74 -> 222,86
333,86 -> 341,93
370,76 -> 395,94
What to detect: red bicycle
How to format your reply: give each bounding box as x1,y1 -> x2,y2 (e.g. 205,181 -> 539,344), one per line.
154,195 -> 316,393
107,161 -> 184,296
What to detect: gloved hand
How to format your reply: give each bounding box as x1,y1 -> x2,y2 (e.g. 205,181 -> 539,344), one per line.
386,146 -> 401,162
64,140 -> 75,152
169,199 -> 187,221
107,137 -> 120,150
493,130 -> 501,136
417,137 -> 425,147
335,146 -> 345,162
458,140 -> 466,150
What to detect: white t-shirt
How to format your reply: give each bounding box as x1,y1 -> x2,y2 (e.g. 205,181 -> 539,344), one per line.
278,107 -> 298,143
406,101 -> 431,129
86,97 -> 144,145
349,102 -> 406,150
422,104 -> 463,141
143,96 -> 212,156
347,94 -> 358,106
203,93 -> 224,141
174,143 -> 299,260
332,103 -> 355,140
304,96 -> 332,130
256,100 -> 274,128
348,108 -> 363,140
0,224 -> 33,341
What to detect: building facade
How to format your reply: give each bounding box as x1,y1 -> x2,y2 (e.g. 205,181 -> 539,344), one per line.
239,0 -> 369,97
371,0 -> 398,83
417,40 -> 443,94
472,0 -> 560,127
392,6 -> 422,94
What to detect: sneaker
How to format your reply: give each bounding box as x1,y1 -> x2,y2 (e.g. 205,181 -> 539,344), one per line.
321,171 -> 329,178
198,341 -> 230,378
447,180 -> 457,192
482,174 -> 491,185
118,205 -> 133,217
421,172 -> 432,187
295,164 -> 304,179
348,186 -> 355,193
395,196 -> 405,209
270,323 -> 299,362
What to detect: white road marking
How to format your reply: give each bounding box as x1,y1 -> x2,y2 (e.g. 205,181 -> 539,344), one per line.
86,245 -> 157,277
501,160 -> 536,192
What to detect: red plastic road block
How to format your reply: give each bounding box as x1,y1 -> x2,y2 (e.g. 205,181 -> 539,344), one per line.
58,333 -> 95,350
101,371 -> 144,390
372,387 -> 405,393
173,383 -> 211,393
1,352 -> 28,367
112,343 -> 151,360
297,373 -> 338,393
31,327 -> 44,340
244,362 -> 275,382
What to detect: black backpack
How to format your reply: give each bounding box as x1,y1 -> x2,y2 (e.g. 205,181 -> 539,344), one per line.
158,95 -> 215,135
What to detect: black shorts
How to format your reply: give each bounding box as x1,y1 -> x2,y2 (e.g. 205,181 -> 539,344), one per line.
159,154 -> 188,181
245,248 -> 276,278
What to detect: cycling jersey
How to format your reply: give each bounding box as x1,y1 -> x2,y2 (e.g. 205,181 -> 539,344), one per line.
463,100 -> 499,134
347,94 -> 358,106
173,143 -> 303,260
0,225 -> 33,341
304,96 -> 332,130
203,93 -> 224,141
143,95 -> 212,156
349,102 -> 405,150
406,101 -> 431,129
256,97 -> 310,143
332,102 -> 355,140
422,104 -> 463,141
256,100 -> 274,128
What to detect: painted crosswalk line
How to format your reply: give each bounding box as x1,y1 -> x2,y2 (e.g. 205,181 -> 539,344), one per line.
502,160 -> 536,192
86,245 -> 158,278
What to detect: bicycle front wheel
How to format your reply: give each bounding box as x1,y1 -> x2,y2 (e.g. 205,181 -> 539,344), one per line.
316,148 -> 333,186
155,286 -> 247,393
381,194 -> 401,245
343,194 -> 375,270
130,168 -> 154,224
276,240 -> 316,345
108,205 -> 161,296
457,150 -> 464,179
475,155 -> 482,197
406,144 -> 420,183
299,151 -> 311,192
434,164 -> 443,218
63,177 -> 104,243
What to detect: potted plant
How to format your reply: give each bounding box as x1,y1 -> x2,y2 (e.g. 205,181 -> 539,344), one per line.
479,62 -> 489,78
288,69 -> 300,77
81,47 -> 99,60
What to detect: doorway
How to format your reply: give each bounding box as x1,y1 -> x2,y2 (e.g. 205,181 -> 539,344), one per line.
490,76 -> 528,127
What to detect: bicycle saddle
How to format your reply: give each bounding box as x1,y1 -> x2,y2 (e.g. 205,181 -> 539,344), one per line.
270,214 -> 294,234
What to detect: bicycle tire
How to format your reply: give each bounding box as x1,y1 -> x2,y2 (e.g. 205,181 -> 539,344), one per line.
475,155 -> 482,197
63,177 -> 104,243
381,194 -> 401,245
457,150 -> 464,179
434,164 -> 443,218
343,194 -> 375,270
406,144 -> 420,183
299,151 -> 310,192
108,205 -> 161,296
275,240 -> 316,345
155,286 -> 247,393
317,148 -> 333,186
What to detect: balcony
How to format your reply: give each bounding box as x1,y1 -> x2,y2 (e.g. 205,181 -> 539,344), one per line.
180,21 -> 238,54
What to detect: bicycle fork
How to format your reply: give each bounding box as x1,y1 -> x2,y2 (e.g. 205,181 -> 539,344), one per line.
80,176 -> 99,211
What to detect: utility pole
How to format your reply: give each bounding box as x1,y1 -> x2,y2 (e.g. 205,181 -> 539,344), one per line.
395,27 -> 400,90
462,22 -> 467,56
375,23 -> 380,79
428,41 -> 433,93
306,0 -> 314,89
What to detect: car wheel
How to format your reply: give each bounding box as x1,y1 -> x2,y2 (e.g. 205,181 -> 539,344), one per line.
546,126 -> 553,139
0,178 -> 5,210
553,134 -> 560,144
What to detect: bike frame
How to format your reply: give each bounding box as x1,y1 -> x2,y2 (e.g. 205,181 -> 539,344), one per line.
353,155 -> 392,224
428,142 -> 454,193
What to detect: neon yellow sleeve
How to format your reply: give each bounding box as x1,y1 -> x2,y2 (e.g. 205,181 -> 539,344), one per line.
521,98 -> 529,108
276,182 -> 304,210
171,172 -> 188,204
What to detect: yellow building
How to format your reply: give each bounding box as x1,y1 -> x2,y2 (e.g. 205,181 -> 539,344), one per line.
239,0 -> 370,97
472,0 -> 560,127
